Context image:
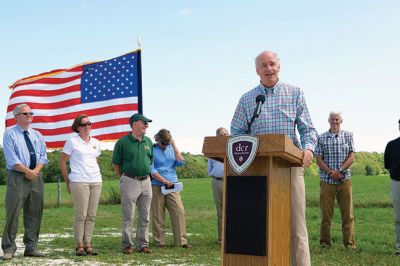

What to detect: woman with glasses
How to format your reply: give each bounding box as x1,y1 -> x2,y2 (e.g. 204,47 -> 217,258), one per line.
60,114 -> 102,256
150,129 -> 191,248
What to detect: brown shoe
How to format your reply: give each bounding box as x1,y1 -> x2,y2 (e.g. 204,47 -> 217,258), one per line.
123,246 -> 135,255
75,247 -> 86,256
157,244 -> 166,248
84,246 -> 98,256
139,246 -> 153,253
182,243 -> 192,249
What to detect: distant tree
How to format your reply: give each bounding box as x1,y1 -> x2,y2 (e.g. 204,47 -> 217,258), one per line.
176,152 -> 208,178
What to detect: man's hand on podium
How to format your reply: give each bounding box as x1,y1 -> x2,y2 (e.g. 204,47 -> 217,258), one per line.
302,149 -> 314,168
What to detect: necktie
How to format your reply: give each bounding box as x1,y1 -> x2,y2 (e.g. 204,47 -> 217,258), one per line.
23,130 -> 37,170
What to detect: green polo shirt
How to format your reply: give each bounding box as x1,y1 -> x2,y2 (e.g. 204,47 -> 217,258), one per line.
112,133 -> 153,176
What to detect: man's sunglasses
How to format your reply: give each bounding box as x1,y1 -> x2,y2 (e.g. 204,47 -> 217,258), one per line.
19,112 -> 34,116
79,122 -> 92,127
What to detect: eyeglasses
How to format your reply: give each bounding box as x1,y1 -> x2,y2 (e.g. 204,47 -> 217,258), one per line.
19,112 -> 34,116
79,122 -> 92,127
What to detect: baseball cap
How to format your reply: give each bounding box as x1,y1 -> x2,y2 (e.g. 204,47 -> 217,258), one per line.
129,113 -> 152,126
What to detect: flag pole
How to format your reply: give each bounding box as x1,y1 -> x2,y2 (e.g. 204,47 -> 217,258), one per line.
137,36 -> 142,49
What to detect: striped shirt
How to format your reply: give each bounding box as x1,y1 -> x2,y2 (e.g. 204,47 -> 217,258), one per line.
230,81 -> 317,151
315,130 -> 355,184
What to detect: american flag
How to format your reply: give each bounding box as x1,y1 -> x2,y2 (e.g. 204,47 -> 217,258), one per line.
5,49 -> 142,148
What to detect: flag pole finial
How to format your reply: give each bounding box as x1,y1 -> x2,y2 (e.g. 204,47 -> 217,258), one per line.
137,36 -> 142,49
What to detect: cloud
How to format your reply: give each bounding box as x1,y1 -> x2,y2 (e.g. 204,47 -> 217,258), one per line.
180,8 -> 194,16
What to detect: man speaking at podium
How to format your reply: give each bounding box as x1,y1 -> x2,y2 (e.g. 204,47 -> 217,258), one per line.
230,50 -> 317,266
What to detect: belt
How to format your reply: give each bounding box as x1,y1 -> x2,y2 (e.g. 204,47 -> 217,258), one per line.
123,173 -> 149,180
213,176 -> 223,180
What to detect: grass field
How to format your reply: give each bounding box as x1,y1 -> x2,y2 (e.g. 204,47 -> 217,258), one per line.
0,175 -> 399,265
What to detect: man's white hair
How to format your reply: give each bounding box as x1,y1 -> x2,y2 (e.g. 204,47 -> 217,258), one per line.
328,111 -> 343,122
13,103 -> 30,117
255,50 -> 280,67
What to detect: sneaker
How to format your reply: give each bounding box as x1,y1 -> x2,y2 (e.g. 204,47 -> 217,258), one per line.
139,246 -> 153,253
2,252 -> 14,260
123,246 -> 135,255
24,249 -> 45,257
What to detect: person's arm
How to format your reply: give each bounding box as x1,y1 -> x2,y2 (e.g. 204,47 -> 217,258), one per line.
170,138 -> 185,166
384,142 -> 391,170
112,164 -> 122,177
295,90 -> 318,156
316,155 -> 343,180
339,152 -> 355,171
208,159 -> 213,176
35,130 -> 49,166
59,152 -> 71,193
302,149 -> 314,168
13,164 -> 40,181
152,172 -> 174,188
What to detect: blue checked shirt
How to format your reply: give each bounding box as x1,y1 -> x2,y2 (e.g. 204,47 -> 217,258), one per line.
230,81 -> 317,151
315,130 -> 355,184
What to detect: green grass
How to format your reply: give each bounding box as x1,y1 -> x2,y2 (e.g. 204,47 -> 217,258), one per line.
0,176 -> 398,265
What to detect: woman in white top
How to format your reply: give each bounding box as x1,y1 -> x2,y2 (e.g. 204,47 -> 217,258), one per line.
60,114 -> 102,256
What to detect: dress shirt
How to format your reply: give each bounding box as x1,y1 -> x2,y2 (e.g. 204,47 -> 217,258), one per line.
208,159 -> 224,178
151,144 -> 186,186
315,130 -> 355,184
3,125 -> 48,170
230,81 -> 317,151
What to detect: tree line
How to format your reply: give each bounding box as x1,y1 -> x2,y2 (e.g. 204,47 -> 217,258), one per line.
0,147 -> 388,185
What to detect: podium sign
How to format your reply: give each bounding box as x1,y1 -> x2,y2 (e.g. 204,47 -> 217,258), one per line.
227,135 -> 259,174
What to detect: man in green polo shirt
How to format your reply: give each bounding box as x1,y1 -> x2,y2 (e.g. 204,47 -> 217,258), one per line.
112,113 -> 154,254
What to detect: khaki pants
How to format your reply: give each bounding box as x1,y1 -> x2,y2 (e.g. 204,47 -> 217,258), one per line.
70,182 -> 102,245
151,186 -> 188,246
1,170 -> 44,254
291,167 -> 311,266
319,179 -> 355,247
120,175 -> 152,249
319,179 -> 355,246
211,178 -> 223,243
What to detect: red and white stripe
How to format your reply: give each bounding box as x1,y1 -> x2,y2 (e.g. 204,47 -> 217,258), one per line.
6,66 -> 137,149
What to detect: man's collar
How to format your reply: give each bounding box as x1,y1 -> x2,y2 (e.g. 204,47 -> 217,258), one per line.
260,80 -> 280,94
328,129 -> 342,137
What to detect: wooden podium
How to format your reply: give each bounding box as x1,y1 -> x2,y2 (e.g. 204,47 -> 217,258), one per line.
202,134 -> 303,266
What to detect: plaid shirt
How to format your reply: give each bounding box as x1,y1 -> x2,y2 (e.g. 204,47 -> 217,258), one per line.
230,81 -> 317,151
315,130 -> 355,184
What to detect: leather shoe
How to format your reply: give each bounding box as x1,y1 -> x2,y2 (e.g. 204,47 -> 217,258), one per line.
24,250 -> 45,257
139,246 -> 153,253
123,246 -> 135,255
2,252 -> 14,260
182,243 -> 192,249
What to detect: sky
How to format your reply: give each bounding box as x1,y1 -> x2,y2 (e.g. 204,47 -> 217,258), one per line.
1,1 -> 399,155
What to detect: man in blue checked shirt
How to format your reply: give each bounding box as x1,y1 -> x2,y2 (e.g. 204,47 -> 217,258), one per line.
231,50 -> 317,266
315,111 -> 355,250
